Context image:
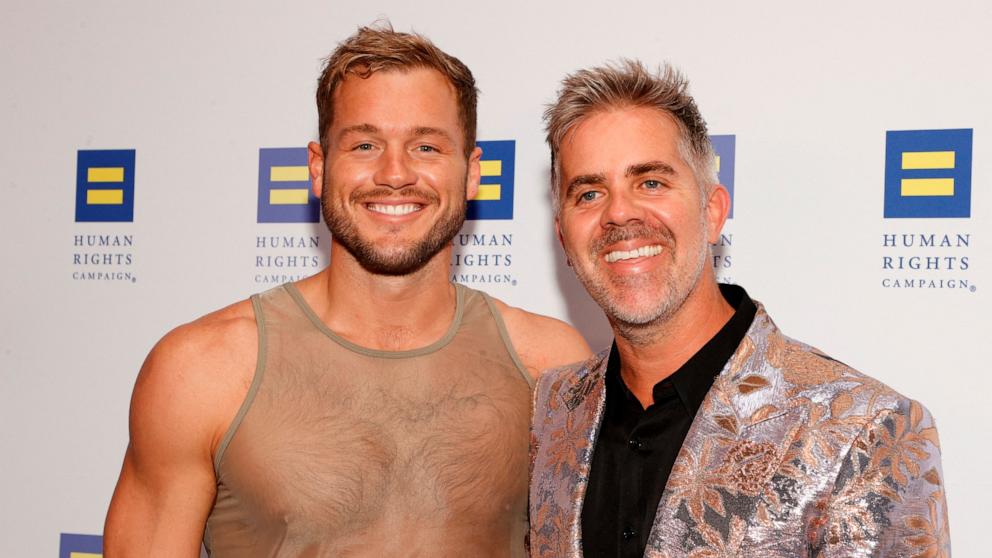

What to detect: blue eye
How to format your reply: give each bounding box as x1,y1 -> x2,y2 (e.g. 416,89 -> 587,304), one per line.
643,180 -> 662,189
578,191 -> 600,202
417,145 -> 438,153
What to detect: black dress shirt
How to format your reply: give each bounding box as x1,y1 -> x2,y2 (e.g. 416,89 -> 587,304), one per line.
580,284 -> 756,557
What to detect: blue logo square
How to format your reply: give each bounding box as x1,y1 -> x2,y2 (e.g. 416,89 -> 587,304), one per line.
710,135 -> 735,219
257,147 -> 319,223
59,533 -> 103,558
75,150 -> 136,222
884,129 -> 972,218
468,140 -> 515,220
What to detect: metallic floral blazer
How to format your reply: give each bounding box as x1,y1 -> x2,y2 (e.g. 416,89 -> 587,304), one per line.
530,303 -> 950,557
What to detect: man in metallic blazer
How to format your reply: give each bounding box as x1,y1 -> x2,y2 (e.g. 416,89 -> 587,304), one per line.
530,59 -> 951,557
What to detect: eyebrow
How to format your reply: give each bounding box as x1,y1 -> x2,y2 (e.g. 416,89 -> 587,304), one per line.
626,160 -> 677,177
412,126 -> 455,142
336,123 -> 379,140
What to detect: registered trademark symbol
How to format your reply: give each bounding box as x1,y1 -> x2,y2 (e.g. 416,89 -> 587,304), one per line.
511,279 -> 517,286
132,276 -> 137,283
970,285 -> 977,293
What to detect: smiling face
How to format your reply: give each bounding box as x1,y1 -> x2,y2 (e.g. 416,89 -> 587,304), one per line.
556,106 -> 728,329
309,67 -> 480,276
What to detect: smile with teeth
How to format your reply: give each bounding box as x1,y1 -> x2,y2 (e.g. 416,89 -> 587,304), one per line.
604,244 -> 663,263
366,203 -> 422,216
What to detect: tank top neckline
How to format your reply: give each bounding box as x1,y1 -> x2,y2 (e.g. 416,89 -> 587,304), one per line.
282,282 -> 467,359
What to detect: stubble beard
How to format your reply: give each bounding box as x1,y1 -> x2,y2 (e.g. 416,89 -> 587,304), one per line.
570,219 -> 709,345
322,177 -> 467,276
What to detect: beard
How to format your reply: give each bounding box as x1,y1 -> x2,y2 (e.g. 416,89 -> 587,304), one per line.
568,217 -> 708,338
321,177 -> 467,276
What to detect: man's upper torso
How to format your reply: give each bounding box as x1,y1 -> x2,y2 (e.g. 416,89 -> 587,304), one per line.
530,288 -> 950,557
581,285 -> 757,556
205,282 -> 532,557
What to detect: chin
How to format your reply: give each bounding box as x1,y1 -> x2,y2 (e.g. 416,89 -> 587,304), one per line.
607,304 -> 672,327
591,286 -> 669,325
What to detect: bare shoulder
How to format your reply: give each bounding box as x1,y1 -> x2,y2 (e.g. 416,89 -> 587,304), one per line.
131,298 -> 258,455
106,299 -> 258,554
488,297 -> 592,380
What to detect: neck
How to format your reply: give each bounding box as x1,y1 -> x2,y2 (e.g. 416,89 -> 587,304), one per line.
296,241 -> 457,351
612,277 -> 733,408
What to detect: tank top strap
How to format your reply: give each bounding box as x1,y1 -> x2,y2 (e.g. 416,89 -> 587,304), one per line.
253,282 -> 324,333
454,284 -> 532,387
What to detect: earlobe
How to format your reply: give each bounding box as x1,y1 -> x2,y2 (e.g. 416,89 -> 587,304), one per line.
705,185 -> 731,243
307,141 -> 324,198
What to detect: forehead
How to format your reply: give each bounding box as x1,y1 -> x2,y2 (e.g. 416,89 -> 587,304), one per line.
331,67 -> 461,134
559,107 -> 687,177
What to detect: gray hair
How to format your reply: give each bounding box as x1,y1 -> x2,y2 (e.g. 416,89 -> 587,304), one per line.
544,59 -> 717,212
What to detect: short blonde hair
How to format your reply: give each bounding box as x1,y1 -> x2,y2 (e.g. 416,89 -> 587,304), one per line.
316,23 -> 478,157
544,59 -> 717,210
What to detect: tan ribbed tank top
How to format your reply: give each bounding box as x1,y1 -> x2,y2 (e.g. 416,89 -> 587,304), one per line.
204,283 -> 532,557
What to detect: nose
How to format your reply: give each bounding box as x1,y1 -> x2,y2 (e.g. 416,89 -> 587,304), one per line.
373,145 -> 417,190
601,188 -> 644,227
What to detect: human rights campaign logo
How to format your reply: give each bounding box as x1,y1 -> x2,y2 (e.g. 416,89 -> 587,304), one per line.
710,135 -> 735,219
59,533 -> 102,558
257,147 -> 319,223
468,140 -> 515,220
884,129 -> 973,218
75,150 -> 135,222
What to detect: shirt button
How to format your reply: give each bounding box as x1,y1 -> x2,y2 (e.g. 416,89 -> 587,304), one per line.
628,437 -> 644,451
622,528 -> 637,541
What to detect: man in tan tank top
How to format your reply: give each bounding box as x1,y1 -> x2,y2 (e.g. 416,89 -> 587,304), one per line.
104,24 -> 590,557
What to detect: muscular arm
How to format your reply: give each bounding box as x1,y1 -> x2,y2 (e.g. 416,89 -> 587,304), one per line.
492,299 -> 592,380
105,304 -> 256,557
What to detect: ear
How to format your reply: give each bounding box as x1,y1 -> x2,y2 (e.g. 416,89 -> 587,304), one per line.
704,184 -> 731,244
555,217 -> 566,250
465,145 -> 482,201
308,141 -> 325,198
555,218 -> 573,267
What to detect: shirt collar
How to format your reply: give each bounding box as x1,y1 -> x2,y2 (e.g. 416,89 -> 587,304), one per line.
605,284 -> 757,414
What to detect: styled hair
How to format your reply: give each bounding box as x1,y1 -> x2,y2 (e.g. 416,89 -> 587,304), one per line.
316,23 -> 478,157
544,59 -> 717,210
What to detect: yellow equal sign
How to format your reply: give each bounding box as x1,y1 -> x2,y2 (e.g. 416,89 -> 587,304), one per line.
900,150 -> 956,196
268,164 -> 310,205
715,155 -> 721,173
70,553 -> 102,558
473,159 -> 502,200
901,178 -> 954,197
901,151 -> 955,170
87,167 -> 124,183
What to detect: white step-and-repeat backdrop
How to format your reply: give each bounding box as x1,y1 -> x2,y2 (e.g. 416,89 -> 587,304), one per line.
2,1 -> 988,555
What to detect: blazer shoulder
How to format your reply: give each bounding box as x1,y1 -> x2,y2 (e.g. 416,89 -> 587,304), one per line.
536,348 -> 608,389
534,348 -> 609,413
766,328 -> 925,420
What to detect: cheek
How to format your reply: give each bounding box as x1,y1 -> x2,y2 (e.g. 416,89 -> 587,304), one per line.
559,218 -> 596,256
651,203 -> 700,235
330,158 -> 373,184
419,161 -> 466,188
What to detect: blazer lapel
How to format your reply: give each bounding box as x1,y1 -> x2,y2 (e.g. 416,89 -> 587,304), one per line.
560,355 -> 609,554
531,352 -> 609,558
644,308 -> 808,557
